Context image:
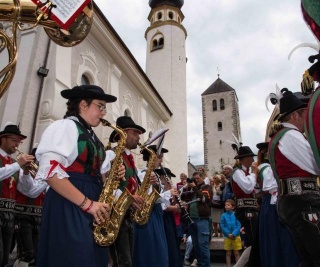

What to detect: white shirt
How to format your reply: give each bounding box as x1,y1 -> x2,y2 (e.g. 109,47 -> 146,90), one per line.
279,123 -> 320,175
25,118 -> 114,198
232,165 -> 256,194
0,148 -> 33,194
259,163 -> 277,193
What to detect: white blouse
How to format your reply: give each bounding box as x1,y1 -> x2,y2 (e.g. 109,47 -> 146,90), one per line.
24,117 -> 114,198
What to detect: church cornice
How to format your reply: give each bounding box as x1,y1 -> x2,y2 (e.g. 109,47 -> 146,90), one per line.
145,20 -> 187,39
92,2 -> 172,120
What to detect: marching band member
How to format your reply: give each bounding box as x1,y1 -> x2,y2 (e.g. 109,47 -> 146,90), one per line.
133,145 -> 174,267
256,141 -> 300,267
13,148 -> 46,267
268,89 -> 320,267
107,116 -> 145,267
154,167 -> 183,267
231,146 -> 258,247
0,124 -> 34,267
29,85 -> 124,267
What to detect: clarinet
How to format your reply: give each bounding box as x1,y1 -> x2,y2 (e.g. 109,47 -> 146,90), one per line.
160,166 -> 194,226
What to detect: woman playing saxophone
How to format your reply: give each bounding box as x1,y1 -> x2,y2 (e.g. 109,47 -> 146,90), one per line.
132,144 -> 179,267
25,85 -> 125,267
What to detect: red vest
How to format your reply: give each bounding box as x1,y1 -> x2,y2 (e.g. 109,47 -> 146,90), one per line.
15,187 -> 45,206
274,142 -> 311,179
232,168 -> 253,199
0,154 -> 18,199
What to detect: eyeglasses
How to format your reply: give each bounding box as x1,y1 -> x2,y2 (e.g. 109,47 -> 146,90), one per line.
91,102 -> 107,112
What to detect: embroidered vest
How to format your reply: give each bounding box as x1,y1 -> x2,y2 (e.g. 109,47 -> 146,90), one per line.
0,155 -> 19,199
269,128 -> 311,181
231,168 -> 253,199
66,122 -> 105,177
118,152 -> 138,194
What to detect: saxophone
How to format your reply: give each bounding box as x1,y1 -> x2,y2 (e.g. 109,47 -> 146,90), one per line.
131,145 -> 161,225
93,119 -> 134,246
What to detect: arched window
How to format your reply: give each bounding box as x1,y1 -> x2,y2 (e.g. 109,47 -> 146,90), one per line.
157,12 -> 162,20
218,122 -> 222,131
152,39 -> 158,49
212,100 -> 217,111
151,35 -> 164,51
81,74 -> 90,85
220,99 -> 225,110
158,38 -> 164,47
168,12 -> 174,19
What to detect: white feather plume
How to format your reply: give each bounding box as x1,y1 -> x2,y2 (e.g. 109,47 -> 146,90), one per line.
265,84 -> 283,111
288,42 -> 320,60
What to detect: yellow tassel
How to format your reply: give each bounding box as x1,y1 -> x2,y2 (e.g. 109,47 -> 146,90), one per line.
269,119 -> 283,137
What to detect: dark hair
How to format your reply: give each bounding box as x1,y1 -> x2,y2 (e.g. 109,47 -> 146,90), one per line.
192,171 -> 202,177
63,99 -> 93,118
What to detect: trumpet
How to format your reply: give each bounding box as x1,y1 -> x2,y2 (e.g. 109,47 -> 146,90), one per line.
15,147 -> 38,178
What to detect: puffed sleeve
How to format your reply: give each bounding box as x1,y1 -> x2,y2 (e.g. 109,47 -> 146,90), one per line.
35,119 -> 79,180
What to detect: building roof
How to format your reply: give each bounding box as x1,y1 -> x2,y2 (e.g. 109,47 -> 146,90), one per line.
201,77 -> 235,96
149,0 -> 184,9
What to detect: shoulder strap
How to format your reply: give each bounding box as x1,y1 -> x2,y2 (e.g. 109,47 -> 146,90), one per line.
268,128 -> 292,183
305,88 -> 320,168
258,165 -> 268,182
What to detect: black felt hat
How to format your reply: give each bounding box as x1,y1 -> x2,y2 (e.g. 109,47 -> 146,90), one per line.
61,85 -> 117,103
278,89 -> 307,121
0,124 -> 27,139
154,167 -> 176,177
256,142 -> 269,150
109,116 -> 146,143
141,145 -> 169,161
234,146 -> 256,159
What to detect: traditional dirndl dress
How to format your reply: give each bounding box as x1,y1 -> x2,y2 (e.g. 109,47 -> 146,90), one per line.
133,203 -> 169,267
37,173 -> 107,267
163,210 -> 183,267
259,194 -> 300,267
36,118 -> 109,267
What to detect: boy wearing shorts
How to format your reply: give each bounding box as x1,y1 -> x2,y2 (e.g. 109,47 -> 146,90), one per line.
220,199 -> 242,267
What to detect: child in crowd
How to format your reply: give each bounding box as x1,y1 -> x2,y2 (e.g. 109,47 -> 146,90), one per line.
220,199 -> 242,267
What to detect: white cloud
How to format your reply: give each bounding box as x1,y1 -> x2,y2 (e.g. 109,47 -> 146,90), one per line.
97,0 -> 318,165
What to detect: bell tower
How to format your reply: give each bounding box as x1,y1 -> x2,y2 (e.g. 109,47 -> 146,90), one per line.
202,77 -> 242,174
145,0 -> 188,174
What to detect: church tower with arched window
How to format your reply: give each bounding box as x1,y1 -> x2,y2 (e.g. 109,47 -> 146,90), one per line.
201,77 -> 242,174
145,0 -> 188,174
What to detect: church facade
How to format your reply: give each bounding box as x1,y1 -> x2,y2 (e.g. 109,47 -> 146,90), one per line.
0,0 -> 188,175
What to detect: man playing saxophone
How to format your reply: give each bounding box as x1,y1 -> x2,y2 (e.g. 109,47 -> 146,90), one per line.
0,124 -> 35,267
107,116 -> 145,267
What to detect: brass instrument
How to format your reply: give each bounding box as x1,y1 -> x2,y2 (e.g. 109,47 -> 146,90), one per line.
0,0 -> 94,98
131,145 -> 160,225
15,147 -> 38,178
93,118 -> 134,246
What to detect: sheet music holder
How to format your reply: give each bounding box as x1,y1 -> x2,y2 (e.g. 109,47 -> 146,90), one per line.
32,0 -> 90,29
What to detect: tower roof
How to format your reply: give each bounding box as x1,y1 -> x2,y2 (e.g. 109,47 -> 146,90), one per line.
149,0 -> 184,9
201,77 -> 235,96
